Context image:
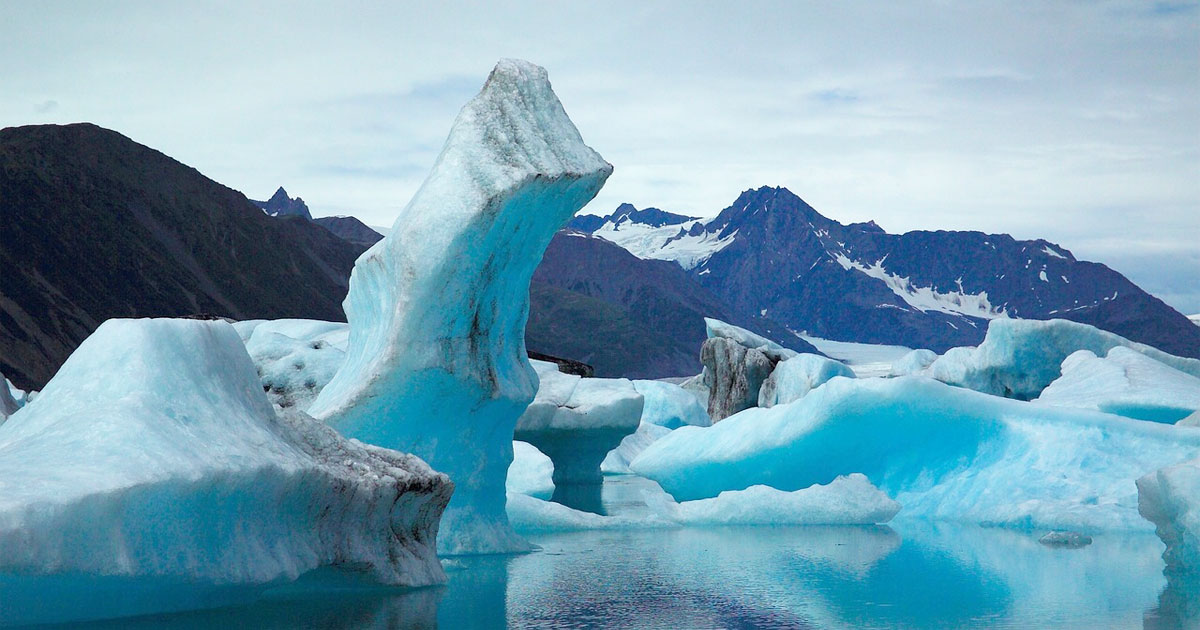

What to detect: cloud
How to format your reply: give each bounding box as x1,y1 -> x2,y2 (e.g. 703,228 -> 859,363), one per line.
0,0 -> 1196,311
33,99 -> 58,113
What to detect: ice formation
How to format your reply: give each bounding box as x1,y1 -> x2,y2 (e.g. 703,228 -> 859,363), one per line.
758,353 -> 855,407
927,318 -> 1200,400
1034,347 -> 1200,423
601,422 -> 674,474
234,319 -> 349,410
631,376 -> 1200,532
634,379 -> 711,429
701,337 -> 774,421
648,474 -> 900,526
505,492 -> 673,532
307,59 -> 612,555
1037,531 -> 1092,548
514,360 -> 643,485
601,380 -> 710,474
889,348 -> 938,377
0,319 -> 451,597
1138,456 -> 1200,576
0,375 -> 17,424
705,317 -> 798,362
507,440 -> 555,500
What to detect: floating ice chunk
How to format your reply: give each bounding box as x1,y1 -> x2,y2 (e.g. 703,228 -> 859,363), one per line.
0,375 -> 17,424
1181,411 -> 1200,427
634,379 -> 711,429
505,493 -> 673,532
1038,531 -> 1093,548
507,441 -> 555,500
1138,456 -> 1200,575
928,318 -> 1200,400
515,360 -> 643,485
649,474 -> 900,526
889,348 -> 938,377
601,380 -> 709,474
308,60 -> 612,555
1035,347 -> 1200,423
0,319 -> 451,610
701,337 -> 774,422
238,320 -> 350,411
632,376 -> 1200,532
601,422 -> 674,474
758,354 -> 855,407
704,317 -> 797,362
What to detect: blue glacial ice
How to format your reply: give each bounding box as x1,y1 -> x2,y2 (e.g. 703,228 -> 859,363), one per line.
507,440 -> 555,500
307,59 -> 612,555
0,318 -> 451,624
1034,346 -> 1200,423
601,379 -> 710,474
514,360 -> 643,486
0,375 -> 17,424
927,318 -> 1200,400
889,348 -> 938,376
1139,456 -> 1200,576
631,375 -> 1200,532
758,353 -> 856,408
233,319 -> 349,411
647,474 -> 900,526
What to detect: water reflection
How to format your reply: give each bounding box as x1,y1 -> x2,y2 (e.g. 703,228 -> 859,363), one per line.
6,476 -> 1198,629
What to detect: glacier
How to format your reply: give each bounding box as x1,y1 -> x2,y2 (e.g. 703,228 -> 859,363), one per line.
928,318 -> 1200,400
758,353 -> 855,408
307,59 -> 612,555
0,319 -> 450,624
514,360 -> 643,486
631,375 -> 1200,532
1034,347 -> 1200,423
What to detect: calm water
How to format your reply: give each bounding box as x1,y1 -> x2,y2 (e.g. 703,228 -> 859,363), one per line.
7,477 -> 1197,629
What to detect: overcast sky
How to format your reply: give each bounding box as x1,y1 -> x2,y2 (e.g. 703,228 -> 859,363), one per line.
3,1 -> 1198,312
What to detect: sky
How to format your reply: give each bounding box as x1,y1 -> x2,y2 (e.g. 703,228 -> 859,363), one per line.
2,1 -> 1198,312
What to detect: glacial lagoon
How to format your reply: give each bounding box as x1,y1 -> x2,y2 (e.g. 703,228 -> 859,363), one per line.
12,476 -> 1193,630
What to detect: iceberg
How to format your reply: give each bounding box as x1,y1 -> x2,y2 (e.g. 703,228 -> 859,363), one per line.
235,319 -> 349,411
927,318 -> 1200,400
505,492 -> 674,532
704,317 -> 799,361
601,422 -> 674,474
1034,347 -> 1200,423
601,380 -> 708,474
0,319 -> 450,624
514,360 -> 643,486
758,353 -> 855,407
631,376 -> 1200,532
889,348 -> 938,377
649,474 -> 900,526
307,59 -> 612,554
635,379 -> 711,429
1138,456 -> 1200,575
507,440 -> 555,500
0,375 -> 17,424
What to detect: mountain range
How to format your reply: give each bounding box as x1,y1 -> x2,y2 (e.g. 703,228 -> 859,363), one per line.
2,122 -> 1196,389
573,187 -> 1200,359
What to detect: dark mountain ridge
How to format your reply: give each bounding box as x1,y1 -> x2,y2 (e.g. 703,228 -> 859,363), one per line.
0,123 -> 365,389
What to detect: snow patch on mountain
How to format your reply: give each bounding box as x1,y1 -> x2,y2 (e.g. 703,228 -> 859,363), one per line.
591,219 -> 737,270
833,253 -> 1008,320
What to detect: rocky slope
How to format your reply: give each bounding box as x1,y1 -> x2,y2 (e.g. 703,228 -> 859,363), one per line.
0,123 -> 364,389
